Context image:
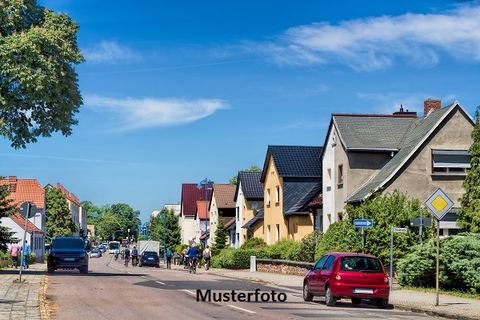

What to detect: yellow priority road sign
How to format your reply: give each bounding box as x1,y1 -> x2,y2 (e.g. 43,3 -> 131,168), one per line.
424,188 -> 454,221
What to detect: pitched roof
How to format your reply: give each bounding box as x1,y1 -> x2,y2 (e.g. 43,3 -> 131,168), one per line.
196,200 -> 210,220
242,209 -> 264,229
347,102 -> 473,203
333,115 -> 417,151
283,181 -> 322,215
181,183 -> 212,217
213,184 -> 236,209
224,217 -> 236,230
56,183 -> 80,206
9,213 -> 43,234
0,176 -> 45,209
261,145 -> 323,182
234,171 -> 263,201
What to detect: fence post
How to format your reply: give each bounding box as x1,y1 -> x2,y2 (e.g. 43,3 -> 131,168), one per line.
250,256 -> 256,272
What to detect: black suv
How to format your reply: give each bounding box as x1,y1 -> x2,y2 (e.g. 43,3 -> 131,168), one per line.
139,251 -> 160,268
47,236 -> 89,274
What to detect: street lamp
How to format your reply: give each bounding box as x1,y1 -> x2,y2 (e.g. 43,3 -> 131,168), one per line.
197,178 -> 213,245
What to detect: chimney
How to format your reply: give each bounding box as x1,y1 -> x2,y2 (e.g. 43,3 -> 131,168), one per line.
424,99 -> 441,116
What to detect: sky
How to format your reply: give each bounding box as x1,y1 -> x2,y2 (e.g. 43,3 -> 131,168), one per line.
2,0 -> 480,224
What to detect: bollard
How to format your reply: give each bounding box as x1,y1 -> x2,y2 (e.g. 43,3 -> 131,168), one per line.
250,256 -> 256,272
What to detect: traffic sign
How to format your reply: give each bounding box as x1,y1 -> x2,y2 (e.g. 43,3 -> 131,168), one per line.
19,202 -> 36,219
392,227 -> 408,233
410,217 -> 432,227
424,188 -> 454,221
354,219 -> 374,228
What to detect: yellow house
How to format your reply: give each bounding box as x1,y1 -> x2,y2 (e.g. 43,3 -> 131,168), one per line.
260,145 -> 323,244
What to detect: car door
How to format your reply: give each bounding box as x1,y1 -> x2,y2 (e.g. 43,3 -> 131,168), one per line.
309,255 -> 329,294
318,255 -> 336,295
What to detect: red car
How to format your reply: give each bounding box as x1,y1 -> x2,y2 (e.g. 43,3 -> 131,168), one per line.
303,252 -> 390,308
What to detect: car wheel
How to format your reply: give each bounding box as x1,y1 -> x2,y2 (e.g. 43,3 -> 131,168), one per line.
325,286 -> 336,306
351,298 -> 361,305
47,266 -> 54,274
303,282 -> 313,302
376,298 -> 389,309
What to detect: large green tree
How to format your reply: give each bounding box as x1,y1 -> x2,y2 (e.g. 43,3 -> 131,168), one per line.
0,183 -> 15,250
149,209 -> 181,250
0,0 -> 83,149
458,107 -> 480,232
45,187 -> 77,242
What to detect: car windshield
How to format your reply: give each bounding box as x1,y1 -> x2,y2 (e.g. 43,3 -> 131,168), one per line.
52,238 -> 84,249
340,256 -> 382,272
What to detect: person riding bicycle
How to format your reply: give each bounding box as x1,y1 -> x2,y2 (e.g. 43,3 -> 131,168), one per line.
131,246 -> 138,266
124,246 -> 130,266
186,244 -> 199,271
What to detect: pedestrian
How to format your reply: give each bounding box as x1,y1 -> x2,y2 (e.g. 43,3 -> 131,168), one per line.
165,247 -> 172,269
203,245 -> 211,271
9,242 -> 20,268
22,240 -> 31,269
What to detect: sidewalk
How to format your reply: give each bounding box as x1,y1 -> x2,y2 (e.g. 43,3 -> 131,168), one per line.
0,263 -> 47,320
204,267 -> 480,320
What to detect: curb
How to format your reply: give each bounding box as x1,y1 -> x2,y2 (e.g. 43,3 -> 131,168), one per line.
393,304 -> 479,320
38,274 -> 49,320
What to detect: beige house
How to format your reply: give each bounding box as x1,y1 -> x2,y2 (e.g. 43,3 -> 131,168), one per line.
208,184 -> 236,246
235,171 -> 264,248
321,99 -> 474,236
180,183 -> 212,245
261,145 -> 323,245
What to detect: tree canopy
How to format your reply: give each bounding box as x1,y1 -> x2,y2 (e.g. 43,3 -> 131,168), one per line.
0,0 -> 83,148
149,209 -> 181,250
0,184 -> 15,250
458,106 -> 480,232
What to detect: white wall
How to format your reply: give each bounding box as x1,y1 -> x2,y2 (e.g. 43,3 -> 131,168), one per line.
322,126 -> 336,233
181,216 -> 197,245
234,183 -> 243,249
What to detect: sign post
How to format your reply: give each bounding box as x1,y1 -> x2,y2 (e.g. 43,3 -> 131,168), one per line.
389,227 -> 408,290
424,188 -> 454,307
18,202 -> 36,283
354,219 -> 373,253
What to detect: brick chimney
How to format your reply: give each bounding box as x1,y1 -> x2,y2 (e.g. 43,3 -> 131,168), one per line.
424,99 -> 441,116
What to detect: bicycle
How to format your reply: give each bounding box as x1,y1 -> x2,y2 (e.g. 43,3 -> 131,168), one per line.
189,257 -> 197,274
124,256 -> 130,267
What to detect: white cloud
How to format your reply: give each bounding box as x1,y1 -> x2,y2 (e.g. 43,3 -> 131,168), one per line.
252,4 -> 480,70
84,95 -> 227,130
83,41 -> 137,63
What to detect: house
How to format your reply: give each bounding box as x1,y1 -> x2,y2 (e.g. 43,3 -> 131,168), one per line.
321,99 -> 474,236
180,183 -> 212,245
261,145 -> 323,245
225,217 -> 236,247
0,176 -> 46,261
234,171 -> 264,248
163,203 -> 181,217
195,200 -> 210,246
208,184 -> 236,246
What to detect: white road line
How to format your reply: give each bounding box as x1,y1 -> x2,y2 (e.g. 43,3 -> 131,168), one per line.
227,305 -> 256,314
156,281 -> 166,285
181,289 -> 196,296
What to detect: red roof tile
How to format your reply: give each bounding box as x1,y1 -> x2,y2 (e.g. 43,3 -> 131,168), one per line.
181,183 -> 212,217
196,200 -> 210,220
213,184 -> 236,209
10,212 -> 43,234
0,176 -> 45,209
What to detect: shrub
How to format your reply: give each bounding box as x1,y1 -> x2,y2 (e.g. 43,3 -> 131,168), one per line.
315,221 -> 361,260
264,239 -> 300,260
398,233 -> 480,294
212,248 -> 268,269
240,237 -> 266,249
28,252 -> 36,264
297,231 -> 322,262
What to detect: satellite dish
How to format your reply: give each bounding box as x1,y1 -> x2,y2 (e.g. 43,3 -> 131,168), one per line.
19,202 -> 36,219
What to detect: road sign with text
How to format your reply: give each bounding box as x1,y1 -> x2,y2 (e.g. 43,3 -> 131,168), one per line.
392,227 -> 408,233
354,219 -> 374,228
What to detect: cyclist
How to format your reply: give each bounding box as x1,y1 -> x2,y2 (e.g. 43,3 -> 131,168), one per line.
131,246 -> 139,266
186,244 -> 199,273
124,246 -> 130,267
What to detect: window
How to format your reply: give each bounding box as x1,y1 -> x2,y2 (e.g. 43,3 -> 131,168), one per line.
337,164 -> 344,186
322,255 -> 336,270
267,225 -> 271,244
340,257 -> 381,272
276,224 -> 280,242
266,189 -> 271,206
314,255 -> 328,270
432,150 -> 470,175
275,186 -> 280,204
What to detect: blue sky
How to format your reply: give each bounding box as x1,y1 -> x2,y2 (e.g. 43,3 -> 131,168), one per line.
2,0 -> 480,224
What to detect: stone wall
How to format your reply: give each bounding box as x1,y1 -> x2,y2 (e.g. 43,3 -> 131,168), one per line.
257,262 -> 310,276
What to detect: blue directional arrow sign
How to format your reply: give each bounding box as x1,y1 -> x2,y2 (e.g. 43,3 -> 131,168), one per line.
354,219 -> 374,228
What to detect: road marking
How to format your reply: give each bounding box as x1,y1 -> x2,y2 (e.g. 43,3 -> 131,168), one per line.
156,281 -> 166,285
181,289 -> 196,296
141,276 -> 146,278
227,305 -> 256,314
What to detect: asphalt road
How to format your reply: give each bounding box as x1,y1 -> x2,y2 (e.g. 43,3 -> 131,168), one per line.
45,255 -> 442,320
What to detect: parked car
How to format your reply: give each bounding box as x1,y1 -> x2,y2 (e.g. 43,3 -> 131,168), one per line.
89,248 -> 102,258
47,236 -> 89,274
303,252 -> 390,308
139,251 -> 160,268
97,245 -> 106,253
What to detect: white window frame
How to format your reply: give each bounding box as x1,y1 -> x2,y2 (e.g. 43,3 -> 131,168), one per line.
432,149 -> 470,175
